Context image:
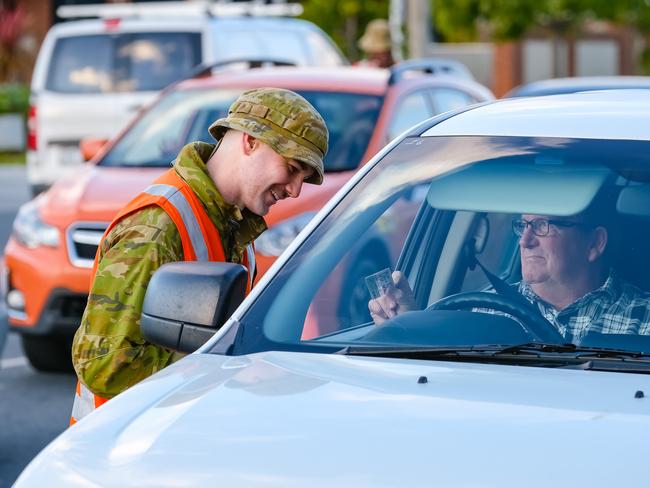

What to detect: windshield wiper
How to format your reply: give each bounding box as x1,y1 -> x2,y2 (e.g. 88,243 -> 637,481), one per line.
493,342 -> 650,360
337,345 -> 478,359
337,342 -> 650,362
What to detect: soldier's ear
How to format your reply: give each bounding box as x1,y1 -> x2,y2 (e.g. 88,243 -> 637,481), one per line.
241,132 -> 259,155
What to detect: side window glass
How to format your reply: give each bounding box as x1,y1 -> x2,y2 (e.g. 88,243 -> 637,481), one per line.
187,106 -> 231,144
461,213 -> 520,292
120,33 -> 202,91
304,31 -> 343,66
47,35 -> 112,93
263,30 -> 309,65
213,29 -> 308,66
123,108 -> 197,164
303,191 -> 423,338
46,33 -> 201,94
387,91 -> 432,141
426,212 -> 520,303
430,88 -> 475,114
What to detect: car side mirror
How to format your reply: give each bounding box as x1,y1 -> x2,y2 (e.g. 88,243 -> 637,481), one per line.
79,137 -> 108,162
141,262 -> 247,353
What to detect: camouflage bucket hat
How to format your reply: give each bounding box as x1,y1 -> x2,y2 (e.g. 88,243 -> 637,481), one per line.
209,87 -> 329,185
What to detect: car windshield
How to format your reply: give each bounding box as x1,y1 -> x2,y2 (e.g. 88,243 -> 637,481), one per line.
46,32 -> 201,93
231,135 -> 650,360
99,87 -> 383,171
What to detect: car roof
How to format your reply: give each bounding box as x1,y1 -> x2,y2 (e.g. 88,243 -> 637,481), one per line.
421,90 -> 650,141
49,17 -> 204,34
506,76 -> 650,97
48,15 -> 319,35
173,64 -> 495,98
175,66 -> 391,95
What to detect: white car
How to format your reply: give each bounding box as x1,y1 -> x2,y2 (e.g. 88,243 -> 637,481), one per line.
27,1 -> 346,195
16,90 -> 650,487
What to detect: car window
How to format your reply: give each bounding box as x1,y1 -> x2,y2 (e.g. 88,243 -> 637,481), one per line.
100,88 -> 383,170
46,32 -> 201,93
304,30 -> 344,67
459,213 -> 519,293
100,89 -> 239,167
430,87 -> 476,113
213,28 -> 309,65
387,91 -> 432,141
303,92 -> 382,171
236,136 -> 650,355
262,30 -> 311,66
307,186 -> 425,334
212,26 -> 343,67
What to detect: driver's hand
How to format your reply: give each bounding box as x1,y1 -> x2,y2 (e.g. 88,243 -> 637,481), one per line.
368,271 -> 416,325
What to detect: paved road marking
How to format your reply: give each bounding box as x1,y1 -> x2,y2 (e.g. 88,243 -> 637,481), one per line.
1,356 -> 29,369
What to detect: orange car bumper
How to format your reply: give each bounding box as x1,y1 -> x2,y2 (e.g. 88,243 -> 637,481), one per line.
4,236 -> 91,335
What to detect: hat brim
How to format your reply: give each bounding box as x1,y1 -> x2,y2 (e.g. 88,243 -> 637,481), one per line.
209,116 -> 324,185
358,37 -> 391,54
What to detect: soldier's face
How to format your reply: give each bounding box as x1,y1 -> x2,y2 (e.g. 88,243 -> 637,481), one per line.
242,141 -> 312,216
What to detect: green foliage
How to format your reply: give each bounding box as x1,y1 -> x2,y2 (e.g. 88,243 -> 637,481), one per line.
433,0 -> 481,42
0,83 -> 28,115
640,45 -> 650,74
300,0 -> 389,60
0,151 -> 25,165
433,0 -> 650,41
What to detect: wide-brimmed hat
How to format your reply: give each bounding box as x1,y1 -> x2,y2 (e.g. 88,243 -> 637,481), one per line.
209,87 -> 329,185
358,19 -> 391,54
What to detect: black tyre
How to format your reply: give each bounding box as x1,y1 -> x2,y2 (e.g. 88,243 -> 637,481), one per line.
21,334 -> 74,373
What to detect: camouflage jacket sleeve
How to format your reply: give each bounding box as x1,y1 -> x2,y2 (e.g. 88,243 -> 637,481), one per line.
71,207 -> 185,399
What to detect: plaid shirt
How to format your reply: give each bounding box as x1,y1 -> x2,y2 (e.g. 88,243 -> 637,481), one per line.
518,271 -> 650,343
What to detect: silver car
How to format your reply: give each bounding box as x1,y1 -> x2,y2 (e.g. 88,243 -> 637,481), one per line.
16,90 -> 650,487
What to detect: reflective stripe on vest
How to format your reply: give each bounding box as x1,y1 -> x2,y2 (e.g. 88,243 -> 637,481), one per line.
144,184 -> 210,262
143,183 -> 255,286
71,171 -> 255,426
70,382 -> 107,426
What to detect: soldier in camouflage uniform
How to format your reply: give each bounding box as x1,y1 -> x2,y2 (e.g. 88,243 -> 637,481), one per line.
72,88 -> 329,400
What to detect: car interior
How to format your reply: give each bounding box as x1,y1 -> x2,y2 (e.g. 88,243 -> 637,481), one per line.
246,135 -> 650,354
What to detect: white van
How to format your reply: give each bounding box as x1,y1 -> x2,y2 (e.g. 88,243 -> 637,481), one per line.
27,2 -> 346,195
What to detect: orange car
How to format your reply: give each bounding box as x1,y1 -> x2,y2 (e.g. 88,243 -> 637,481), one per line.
2,62 -> 494,371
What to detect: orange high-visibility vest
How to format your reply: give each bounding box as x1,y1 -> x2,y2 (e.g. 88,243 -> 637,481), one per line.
70,169 -> 255,426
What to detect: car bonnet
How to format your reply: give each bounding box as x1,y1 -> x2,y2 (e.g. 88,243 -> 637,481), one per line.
16,351 -> 650,487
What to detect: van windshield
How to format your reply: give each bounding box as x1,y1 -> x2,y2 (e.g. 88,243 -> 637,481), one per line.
46,32 -> 201,93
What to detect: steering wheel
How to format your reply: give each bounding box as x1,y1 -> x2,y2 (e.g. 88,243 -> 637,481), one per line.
429,291 -> 565,343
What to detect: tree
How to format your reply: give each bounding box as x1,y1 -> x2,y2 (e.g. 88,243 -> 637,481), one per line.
433,0 -> 633,41
433,0 -> 650,73
600,0 -> 650,73
0,0 -> 27,82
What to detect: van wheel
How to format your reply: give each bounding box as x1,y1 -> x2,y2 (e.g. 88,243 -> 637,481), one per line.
21,334 -> 74,373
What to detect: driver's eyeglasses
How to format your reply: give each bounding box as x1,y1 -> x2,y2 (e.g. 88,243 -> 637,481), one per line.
512,218 -> 584,237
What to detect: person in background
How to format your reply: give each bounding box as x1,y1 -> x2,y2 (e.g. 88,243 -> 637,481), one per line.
357,19 -> 395,68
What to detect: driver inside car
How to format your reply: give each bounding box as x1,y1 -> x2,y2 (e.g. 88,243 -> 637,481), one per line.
369,211 -> 650,344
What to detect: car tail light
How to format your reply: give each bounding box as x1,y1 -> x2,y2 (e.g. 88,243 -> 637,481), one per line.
103,18 -> 120,31
27,104 -> 37,151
